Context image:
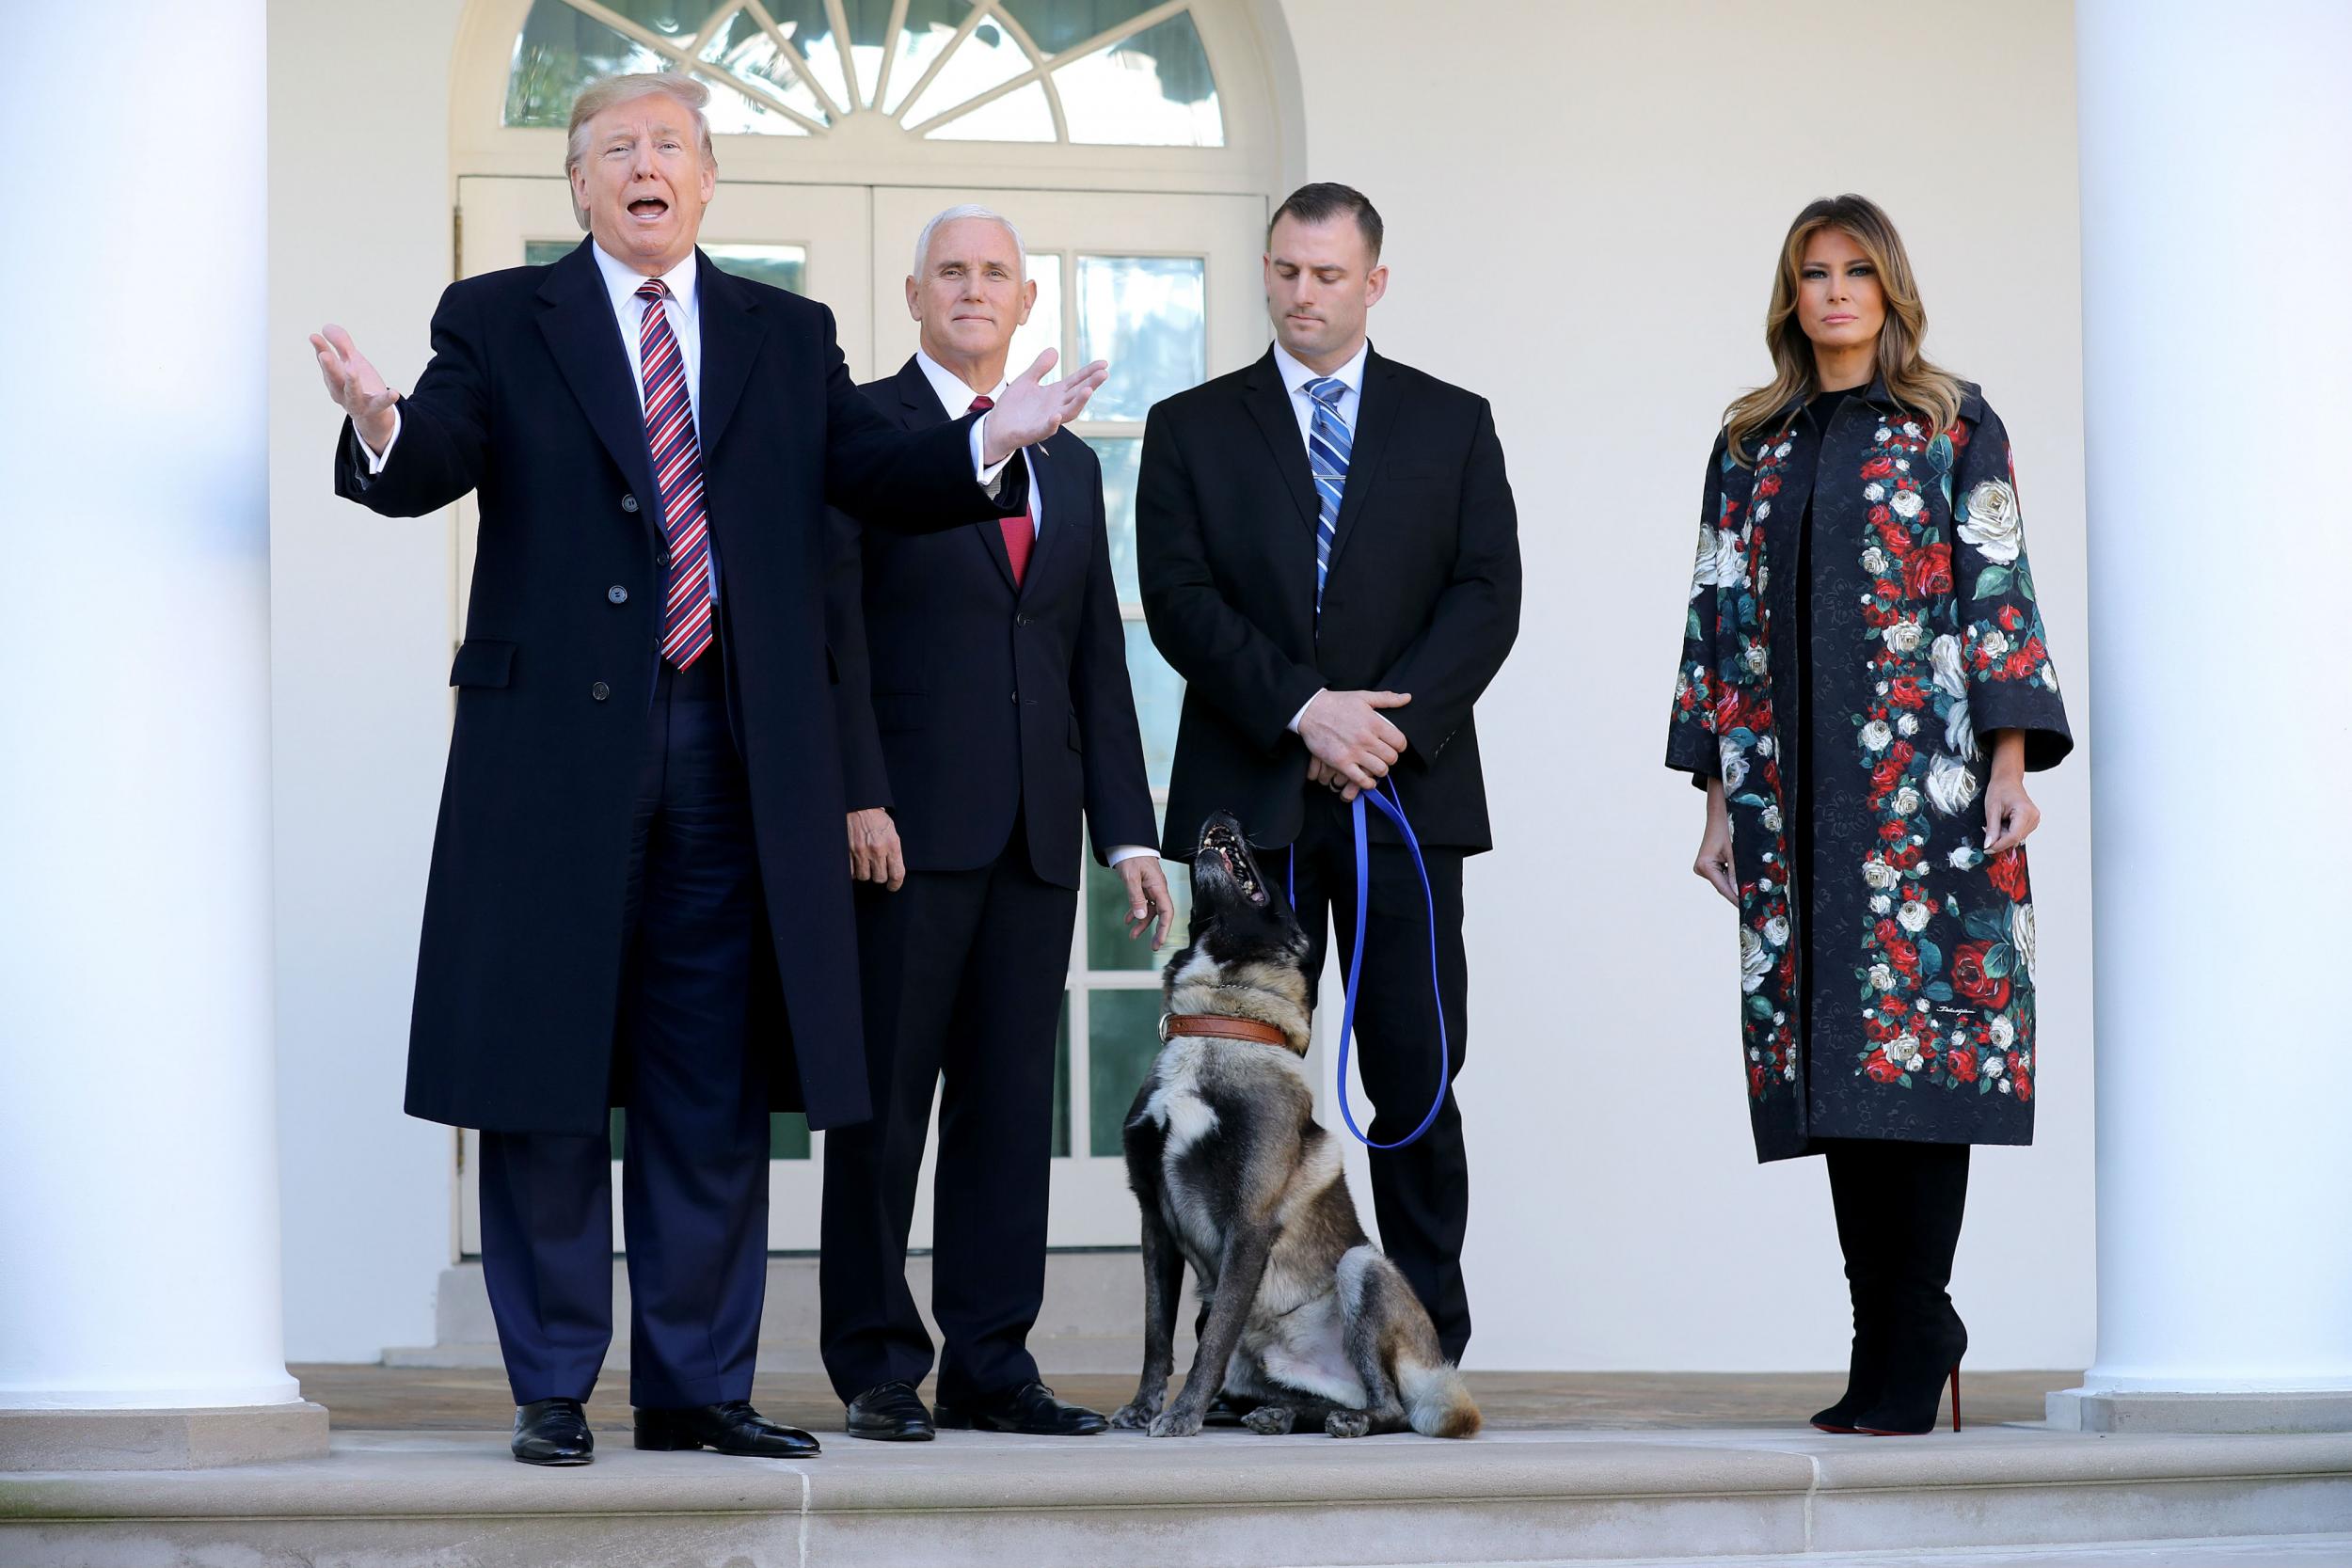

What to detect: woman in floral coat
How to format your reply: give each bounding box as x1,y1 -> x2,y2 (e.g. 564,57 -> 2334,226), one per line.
1666,196 -> 2070,1435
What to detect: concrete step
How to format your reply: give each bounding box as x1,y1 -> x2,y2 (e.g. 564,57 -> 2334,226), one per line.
383,1251 -> 1196,1374
1458,1539 -> 2352,1567
7,1422 -> 2350,1567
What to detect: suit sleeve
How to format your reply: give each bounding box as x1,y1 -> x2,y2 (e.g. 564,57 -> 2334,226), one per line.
1070,452 -> 1161,863
1374,398 -> 1523,766
825,500 -> 892,812
332,281 -> 492,517
818,306 -> 1030,529
1136,404 -> 1325,750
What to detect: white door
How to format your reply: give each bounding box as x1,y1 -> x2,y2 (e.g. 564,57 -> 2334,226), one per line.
452,176 -> 1270,1254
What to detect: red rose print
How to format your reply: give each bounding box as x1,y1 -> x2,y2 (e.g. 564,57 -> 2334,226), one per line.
1865,1052 -> 1903,1084
1874,918 -> 1900,948
1950,943 -> 2011,1009
1904,545 -> 1953,598
1863,455 -> 1895,479
1886,937 -> 1919,976
1879,820 -> 1907,843
1986,849 -> 2030,901
1998,605 -> 2024,631
1750,1063 -> 1767,1098
1757,475 -> 1782,497
1891,740 -> 1917,768
1948,1047 -> 1979,1084
1888,676 -> 1928,709
1869,504 -> 1892,526
2014,1069 -> 2032,1102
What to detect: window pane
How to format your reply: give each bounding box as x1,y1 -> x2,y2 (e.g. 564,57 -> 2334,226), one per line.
1055,12 -> 1222,147
761,0 -> 855,112
1123,620 -> 1182,793
1094,435 -> 1142,604
921,77 -> 1055,140
524,241 -> 577,267
844,0 -> 895,104
1052,993 -> 1072,1158
699,10 -> 832,127
1088,989 -> 1164,1155
1004,0 -> 1159,55
1076,256 -> 1204,421
610,1109 -> 811,1159
890,2 -> 1031,119
1087,853 -> 1188,973
704,244 -> 810,295
506,0 -> 667,127
691,72 -> 817,134
1004,254 -> 1063,398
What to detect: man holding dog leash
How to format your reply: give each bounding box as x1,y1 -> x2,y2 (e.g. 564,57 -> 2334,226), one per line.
1137,183 -> 1521,1361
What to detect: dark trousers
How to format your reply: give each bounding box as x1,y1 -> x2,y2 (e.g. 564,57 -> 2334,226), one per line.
479,654 -> 773,1410
1278,786 -> 1473,1361
818,815 -> 1076,1405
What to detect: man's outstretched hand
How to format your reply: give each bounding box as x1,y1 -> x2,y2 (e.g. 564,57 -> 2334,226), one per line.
310,324 -> 400,454
980,348 -> 1110,465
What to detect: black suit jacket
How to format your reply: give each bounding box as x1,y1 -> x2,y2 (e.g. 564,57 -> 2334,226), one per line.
334,239 -> 1025,1135
1137,346 -> 1520,856
827,357 -> 1157,888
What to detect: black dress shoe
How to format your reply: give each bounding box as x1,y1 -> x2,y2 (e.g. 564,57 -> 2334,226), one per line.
845,1381 -> 936,1441
1202,1391 -> 1258,1427
634,1400 -> 822,1457
511,1398 -> 594,1465
933,1381 -> 1108,1436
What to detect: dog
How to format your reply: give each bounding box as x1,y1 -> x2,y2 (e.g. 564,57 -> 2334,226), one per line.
1107,811 -> 1480,1440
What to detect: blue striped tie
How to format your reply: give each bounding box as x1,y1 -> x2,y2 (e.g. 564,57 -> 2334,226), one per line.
1305,375 -> 1352,616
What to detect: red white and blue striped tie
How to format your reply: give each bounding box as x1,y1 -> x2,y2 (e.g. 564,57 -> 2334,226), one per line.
636,277 -> 713,669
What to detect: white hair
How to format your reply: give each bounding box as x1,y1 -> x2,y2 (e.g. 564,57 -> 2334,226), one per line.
912,204 -> 1028,280
564,72 -> 716,231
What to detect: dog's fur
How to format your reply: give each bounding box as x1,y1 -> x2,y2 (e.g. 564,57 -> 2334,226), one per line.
1107,812 -> 1480,1440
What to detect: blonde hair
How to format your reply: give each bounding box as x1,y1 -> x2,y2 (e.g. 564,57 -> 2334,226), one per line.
1723,195 -> 1963,464
564,72 -> 716,230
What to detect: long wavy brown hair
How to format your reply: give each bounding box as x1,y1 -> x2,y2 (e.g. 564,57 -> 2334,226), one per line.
1724,195 -> 1963,464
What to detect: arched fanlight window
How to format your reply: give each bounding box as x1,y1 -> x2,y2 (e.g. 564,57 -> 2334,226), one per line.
505,0 -> 1223,147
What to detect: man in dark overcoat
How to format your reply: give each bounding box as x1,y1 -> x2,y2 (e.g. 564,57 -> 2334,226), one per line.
310,72 -> 1105,1465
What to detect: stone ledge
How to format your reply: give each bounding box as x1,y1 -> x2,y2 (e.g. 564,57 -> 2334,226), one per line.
0,1402 -> 329,1471
2050,1388 -> 2352,1434
2,1424 -> 2349,1566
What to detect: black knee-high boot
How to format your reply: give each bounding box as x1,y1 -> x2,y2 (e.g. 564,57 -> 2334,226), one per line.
1853,1142 -> 1971,1434
1811,1141 -> 1892,1432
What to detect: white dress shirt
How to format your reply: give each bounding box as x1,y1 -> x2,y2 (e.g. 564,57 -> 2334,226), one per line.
906,349 -> 1152,868
1271,337 -> 1371,734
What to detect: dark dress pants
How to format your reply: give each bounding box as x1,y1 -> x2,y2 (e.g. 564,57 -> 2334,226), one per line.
818,812 -> 1076,1405
479,653 -> 773,1409
1279,785 -> 1473,1361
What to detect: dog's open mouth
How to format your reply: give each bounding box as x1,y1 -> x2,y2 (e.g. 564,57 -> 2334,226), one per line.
1200,820 -> 1268,906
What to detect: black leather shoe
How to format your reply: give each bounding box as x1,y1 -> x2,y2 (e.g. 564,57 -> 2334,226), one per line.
845,1381 -> 935,1442
634,1400 -> 822,1457
933,1381 -> 1107,1436
1202,1391 -> 1258,1427
511,1398 -> 594,1465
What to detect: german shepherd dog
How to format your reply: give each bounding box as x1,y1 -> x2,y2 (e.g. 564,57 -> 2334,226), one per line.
1108,812 -> 1480,1440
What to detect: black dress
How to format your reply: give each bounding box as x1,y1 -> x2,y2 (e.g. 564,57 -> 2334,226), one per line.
1789,385 -> 1851,1120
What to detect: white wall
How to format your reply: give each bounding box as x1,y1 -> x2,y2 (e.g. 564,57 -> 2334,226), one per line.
266,0 -> 2093,1370
1279,0 -> 2095,1370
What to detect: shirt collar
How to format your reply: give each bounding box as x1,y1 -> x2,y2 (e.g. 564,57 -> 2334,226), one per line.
593,242 -> 699,323
1273,338 -> 1370,399
914,347 -> 1010,416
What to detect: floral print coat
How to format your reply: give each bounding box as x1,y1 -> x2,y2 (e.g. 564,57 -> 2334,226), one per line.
1666,382 -> 2071,1163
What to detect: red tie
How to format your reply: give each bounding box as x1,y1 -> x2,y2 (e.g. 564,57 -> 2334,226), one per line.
969,394 -> 1033,586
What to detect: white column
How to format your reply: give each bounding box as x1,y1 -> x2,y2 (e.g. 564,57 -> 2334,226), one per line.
2058,0 -> 2352,1432
0,0 -> 324,1466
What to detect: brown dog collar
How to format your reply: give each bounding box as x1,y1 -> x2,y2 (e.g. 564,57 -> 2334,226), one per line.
1160,1012 -> 1290,1048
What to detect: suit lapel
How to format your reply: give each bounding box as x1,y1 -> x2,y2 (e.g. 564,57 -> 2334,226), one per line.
1325,347 -> 1401,573
534,239 -> 656,512
1240,351 -> 1321,532
693,250 -> 767,463
899,358 -> 1021,594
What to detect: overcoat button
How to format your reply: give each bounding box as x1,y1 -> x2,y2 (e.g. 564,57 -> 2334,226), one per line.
620,494 -> 640,514
656,549 -> 672,567
591,681 -> 611,702
608,585 -> 628,604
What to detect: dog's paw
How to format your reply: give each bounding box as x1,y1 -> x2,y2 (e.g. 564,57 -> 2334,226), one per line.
1148,1407 -> 1205,1438
1241,1405 -> 1295,1435
1107,1401 -> 1157,1432
1324,1409 -> 1374,1439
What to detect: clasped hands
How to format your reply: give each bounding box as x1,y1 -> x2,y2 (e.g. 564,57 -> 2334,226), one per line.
1301,689 -> 1411,803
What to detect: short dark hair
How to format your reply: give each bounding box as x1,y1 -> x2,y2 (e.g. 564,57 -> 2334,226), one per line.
1268,182 -> 1383,261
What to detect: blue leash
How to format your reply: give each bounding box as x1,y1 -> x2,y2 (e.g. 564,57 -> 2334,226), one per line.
1285,777 -> 1453,1150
